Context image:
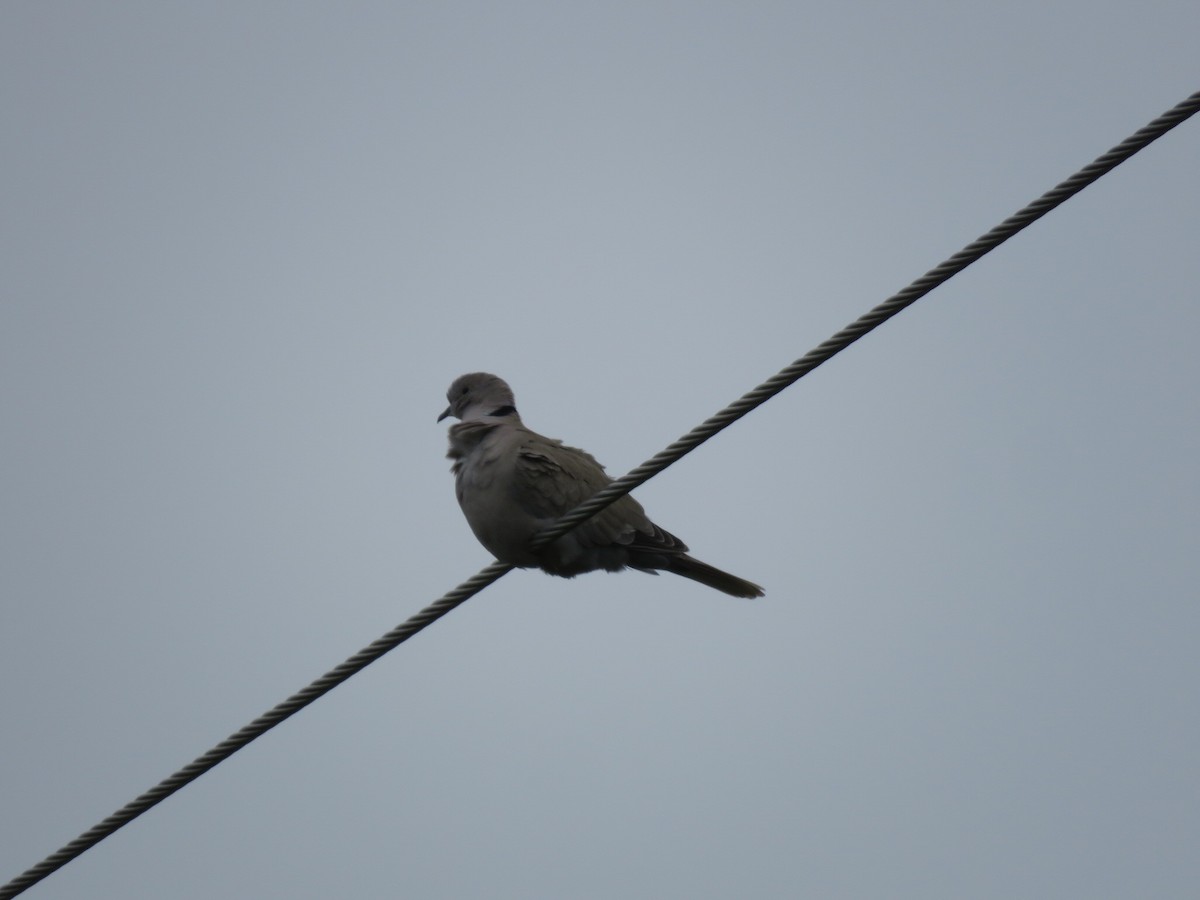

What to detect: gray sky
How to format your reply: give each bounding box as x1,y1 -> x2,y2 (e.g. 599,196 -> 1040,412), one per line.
2,3 -> 1198,898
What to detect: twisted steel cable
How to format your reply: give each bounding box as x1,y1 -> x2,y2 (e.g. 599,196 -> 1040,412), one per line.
0,561 -> 514,900
532,89 -> 1200,547
3,88 -> 1198,899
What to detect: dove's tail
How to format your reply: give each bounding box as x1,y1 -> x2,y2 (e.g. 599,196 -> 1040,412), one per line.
667,555 -> 764,598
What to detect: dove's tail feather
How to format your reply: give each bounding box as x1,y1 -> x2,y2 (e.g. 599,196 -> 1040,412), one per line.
667,555 -> 764,598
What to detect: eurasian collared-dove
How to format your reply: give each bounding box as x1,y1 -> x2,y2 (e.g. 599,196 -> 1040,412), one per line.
439,373 -> 763,598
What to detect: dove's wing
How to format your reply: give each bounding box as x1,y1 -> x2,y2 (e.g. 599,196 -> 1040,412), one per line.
512,433 -> 687,555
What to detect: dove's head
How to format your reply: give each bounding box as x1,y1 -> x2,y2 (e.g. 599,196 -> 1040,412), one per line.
438,372 -> 519,422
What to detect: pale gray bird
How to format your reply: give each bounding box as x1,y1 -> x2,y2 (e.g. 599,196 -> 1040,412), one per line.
439,373 -> 764,598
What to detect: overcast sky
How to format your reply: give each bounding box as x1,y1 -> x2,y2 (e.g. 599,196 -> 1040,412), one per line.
2,3 -> 1198,898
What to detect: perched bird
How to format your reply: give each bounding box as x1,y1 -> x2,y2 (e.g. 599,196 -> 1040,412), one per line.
439,373 -> 763,598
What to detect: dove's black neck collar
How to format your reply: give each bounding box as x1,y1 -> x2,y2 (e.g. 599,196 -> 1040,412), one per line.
488,405 -> 517,418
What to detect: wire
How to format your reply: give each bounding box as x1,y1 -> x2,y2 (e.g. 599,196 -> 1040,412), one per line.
3,88 -> 1198,899
0,561 -> 515,900
531,88 -> 1200,547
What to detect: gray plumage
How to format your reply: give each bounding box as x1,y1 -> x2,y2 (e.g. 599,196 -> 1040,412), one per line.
439,373 -> 763,598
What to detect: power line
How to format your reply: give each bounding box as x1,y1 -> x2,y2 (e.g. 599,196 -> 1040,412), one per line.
531,89 -> 1200,547
3,88 -> 1198,899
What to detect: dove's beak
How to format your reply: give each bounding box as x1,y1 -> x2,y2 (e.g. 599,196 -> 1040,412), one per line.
437,406 -> 452,423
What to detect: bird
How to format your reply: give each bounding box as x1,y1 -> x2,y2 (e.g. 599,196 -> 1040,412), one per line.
439,372 -> 763,598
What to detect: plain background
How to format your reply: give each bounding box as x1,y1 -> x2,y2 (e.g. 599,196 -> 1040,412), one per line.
3,3 -> 1198,898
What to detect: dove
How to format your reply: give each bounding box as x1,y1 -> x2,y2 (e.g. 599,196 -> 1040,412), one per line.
439,373 -> 763,598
